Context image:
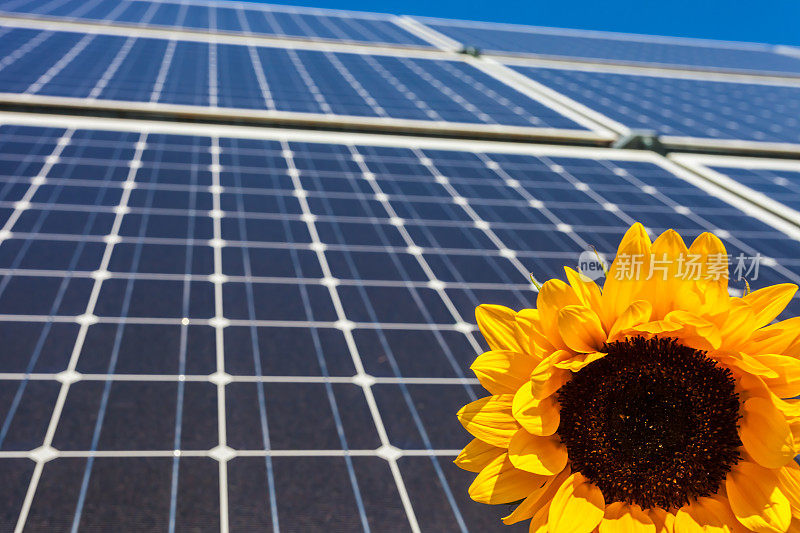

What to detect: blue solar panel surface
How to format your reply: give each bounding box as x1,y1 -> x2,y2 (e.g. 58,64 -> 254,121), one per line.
0,26 -> 586,130
0,121 -> 799,530
709,164 -> 800,213
512,65 -> 800,143
0,0 -> 432,47
424,21 -> 800,75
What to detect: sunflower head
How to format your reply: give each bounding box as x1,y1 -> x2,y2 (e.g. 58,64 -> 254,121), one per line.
456,223 -> 800,532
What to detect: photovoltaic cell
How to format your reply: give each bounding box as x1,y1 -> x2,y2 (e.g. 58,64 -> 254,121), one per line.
423,20 -> 800,75
0,26 -> 587,131
511,65 -> 800,144
1,119 -> 799,530
0,0 -> 433,47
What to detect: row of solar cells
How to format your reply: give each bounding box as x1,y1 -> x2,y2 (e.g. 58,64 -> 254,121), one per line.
3,0 -> 800,77
0,0 -> 430,46
3,25 -> 800,143
425,21 -> 800,76
0,27 -> 584,130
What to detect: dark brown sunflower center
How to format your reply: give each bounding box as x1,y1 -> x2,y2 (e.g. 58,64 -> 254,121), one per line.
555,336 -> 741,510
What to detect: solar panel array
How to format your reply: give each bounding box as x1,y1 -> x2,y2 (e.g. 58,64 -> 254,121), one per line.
511,65 -> 800,143
0,1 -> 799,532
0,26 -> 586,131
0,0 -> 431,46
419,18 -> 800,76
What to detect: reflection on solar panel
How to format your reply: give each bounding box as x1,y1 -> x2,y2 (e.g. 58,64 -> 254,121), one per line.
2,1 -> 800,531
421,19 -> 800,75
512,65 -> 800,144
0,0 -> 431,46
1,116 -> 800,530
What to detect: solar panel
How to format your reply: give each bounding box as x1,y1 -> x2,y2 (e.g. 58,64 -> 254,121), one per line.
510,63 -> 800,146
1,114 -> 800,530
0,25 -> 606,139
671,154 -> 800,235
0,0 -> 433,47
419,18 -> 800,76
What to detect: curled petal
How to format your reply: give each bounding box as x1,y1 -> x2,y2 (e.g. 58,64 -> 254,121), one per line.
531,350 -> 572,399
714,351 -> 780,379
468,453 -> 547,504
726,461 -> 792,533
548,472 -> 605,533
777,463 -> 800,519
607,299 -> 652,341
553,351 -> 606,372
537,279 -> 580,351
512,383 -> 560,436
454,438 -> 504,473
508,429 -> 568,475
740,397 -> 796,469
558,305 -> 607,353
476,304 -> 522,352
565,266 -> 606,325
471,350 -> 536,395
457,395 -> 519,448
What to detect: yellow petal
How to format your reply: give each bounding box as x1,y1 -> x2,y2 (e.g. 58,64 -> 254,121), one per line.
508,429 -> 568,475
512,383 -> 560,436
742,317 -> 800,356
608,300 -> 653,341
457,395 -> 519,448
757,354 -> 800,398
454,438 -> 504,473
515,308 -> 548,359
602,222 -> 652,324
553,351 -> 606,372
476,304 -> 523,352
503,469 -> 569,525
645,229 -> 690,320
599,502 -> 655,533
548,472 -> 605,533
468,453 -> 547,504
684,231 -> 730,313
531,350 -> 572,399
537,279 -> 580,351
558,305 -> 607,353
565,266 -> 606,326
777,463 -> 800,519
676,496 -> 749,533
529,503 -> 550,533
726,460 -> 792,533
649,507 -> 675,533
713,351 -> 780,379
741,397 -> 796,469
717,299 -> 757,351
663,309 -> 721,351
744,284 -> 798,329
471,350 -> 536,395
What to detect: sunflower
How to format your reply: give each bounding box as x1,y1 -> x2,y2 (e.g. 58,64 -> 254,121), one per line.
456,223 -> 800,532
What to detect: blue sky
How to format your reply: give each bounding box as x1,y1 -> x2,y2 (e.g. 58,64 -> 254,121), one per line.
241,0 -> 800,46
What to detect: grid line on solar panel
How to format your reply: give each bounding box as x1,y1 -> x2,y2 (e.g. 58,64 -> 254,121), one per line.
508,62 -> 800,146
0,0 -> 436,48
4,116 -> 800,530
415,16 -> 800,77
670,154 -> 800,231
0,24 -> 614,140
